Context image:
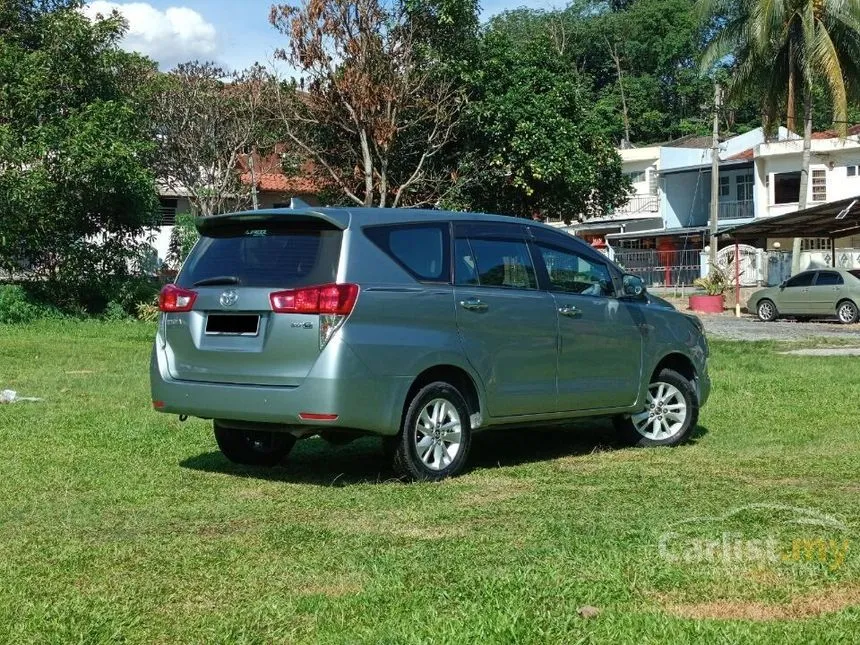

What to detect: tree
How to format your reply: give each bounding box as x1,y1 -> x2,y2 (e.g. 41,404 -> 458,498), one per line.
0,1 -> 158,307
700,0 -> 860,270
447,27 -> 629,221
151,62 -> 272,217
268,0 -> 468,208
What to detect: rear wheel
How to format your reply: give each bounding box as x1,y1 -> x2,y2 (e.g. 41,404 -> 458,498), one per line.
757,299 -> 778,322
213,421 -> 295,467
615,368 -> 698,447
392,382 -> 472,481
836,300 -> 858,324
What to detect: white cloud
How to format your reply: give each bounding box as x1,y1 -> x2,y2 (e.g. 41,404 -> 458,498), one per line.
83,2 -> 218,69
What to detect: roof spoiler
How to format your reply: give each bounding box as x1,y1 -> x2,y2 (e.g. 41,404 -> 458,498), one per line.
196,205 -> 349,234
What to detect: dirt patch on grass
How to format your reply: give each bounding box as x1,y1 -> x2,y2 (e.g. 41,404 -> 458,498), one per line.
659,584 -> 860,621
457,477 -> 534,507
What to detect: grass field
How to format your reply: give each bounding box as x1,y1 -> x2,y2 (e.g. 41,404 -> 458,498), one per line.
1,321 -> 859,643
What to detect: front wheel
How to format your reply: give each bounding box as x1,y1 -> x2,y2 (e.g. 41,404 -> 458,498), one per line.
614,368 -> 699,447
757,299 -> 778,322
214,422 -> 296,467
392,382 -> 472,481
836,300 -> 859,324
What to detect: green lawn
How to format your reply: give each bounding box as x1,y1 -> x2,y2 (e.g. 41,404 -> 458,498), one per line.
1,321 -> 859,643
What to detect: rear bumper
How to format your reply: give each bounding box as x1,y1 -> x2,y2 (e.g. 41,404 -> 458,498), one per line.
149,337 -> 409,435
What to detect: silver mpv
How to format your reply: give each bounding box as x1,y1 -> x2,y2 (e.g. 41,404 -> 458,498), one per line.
151,206 -> 710,480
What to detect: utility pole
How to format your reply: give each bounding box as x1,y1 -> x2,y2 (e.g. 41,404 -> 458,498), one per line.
709,83 -> 721,269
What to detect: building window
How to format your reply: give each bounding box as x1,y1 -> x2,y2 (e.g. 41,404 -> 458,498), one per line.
773,172 -> 801,204
719,175 -> 730,197
847,165 -> 858,177
812,169 -> 827,202
736,173 -> 754,201
801,238 -> 832,251
626,171 -> 646,183
158,198 -> 178,226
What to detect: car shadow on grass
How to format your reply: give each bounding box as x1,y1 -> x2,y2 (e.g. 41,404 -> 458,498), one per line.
179,422 -> 709,487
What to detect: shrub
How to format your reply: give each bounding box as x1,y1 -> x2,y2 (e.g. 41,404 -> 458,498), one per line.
0,285 -> 39,323
136,297 -> 160,323
694,267 -> 728,296
103,301 -> 130,321
0,284 -> 64,323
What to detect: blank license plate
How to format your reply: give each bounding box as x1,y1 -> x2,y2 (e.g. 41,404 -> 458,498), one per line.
205,314 -> 260,336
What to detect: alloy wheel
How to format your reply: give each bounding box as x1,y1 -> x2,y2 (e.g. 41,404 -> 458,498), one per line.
414,398 -> 462,471
838,302 -> 857,324
758,301 -> 775,321
630,381 -> 688,441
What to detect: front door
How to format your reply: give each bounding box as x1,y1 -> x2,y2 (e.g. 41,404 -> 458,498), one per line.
809,270 -> 844,314
453,223 -> 558,418
530,233 -> 643,410
778,271 -> 816,314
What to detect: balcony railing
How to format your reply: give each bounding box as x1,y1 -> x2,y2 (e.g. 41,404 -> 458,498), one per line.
715,199 -> 754,220
611,194 -> 659,218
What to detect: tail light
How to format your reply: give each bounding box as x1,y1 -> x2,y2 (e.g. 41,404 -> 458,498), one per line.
270,283 -> 359,348
158,284 -> 197,312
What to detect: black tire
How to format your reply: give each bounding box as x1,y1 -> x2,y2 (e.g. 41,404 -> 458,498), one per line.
836,299 -> 859,324
756,299 -> 778,322
392,381 -> 472,481
213,421 -> 296,467
614,368 -> 699,447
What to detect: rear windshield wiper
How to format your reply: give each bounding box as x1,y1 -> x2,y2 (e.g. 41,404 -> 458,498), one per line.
192,276 -> 241,287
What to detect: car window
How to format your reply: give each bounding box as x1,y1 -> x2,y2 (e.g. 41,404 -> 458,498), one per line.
815,271 -> 843,286
849,269 -> 860,281
459,237 -> 537,289
364,223 -> 450,282
785,272 -> 815,288
536,244 -> 615,297
178,224 -> 341,289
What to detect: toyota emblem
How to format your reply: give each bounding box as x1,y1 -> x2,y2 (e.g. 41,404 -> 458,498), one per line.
219,289 -> 239,307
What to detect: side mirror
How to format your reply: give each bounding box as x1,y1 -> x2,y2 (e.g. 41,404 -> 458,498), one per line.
780,280 -> 787,289
622,274 -> 646,299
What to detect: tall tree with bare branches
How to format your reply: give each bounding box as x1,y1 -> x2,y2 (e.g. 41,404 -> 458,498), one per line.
151,61 -> 271,217
269,0 -> 468,208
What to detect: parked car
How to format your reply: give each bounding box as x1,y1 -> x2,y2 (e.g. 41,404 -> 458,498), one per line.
747,269 -> 860,324
151,206 -> 710,480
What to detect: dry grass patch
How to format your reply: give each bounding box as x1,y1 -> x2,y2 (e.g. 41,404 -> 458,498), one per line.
658,584 -> 860,621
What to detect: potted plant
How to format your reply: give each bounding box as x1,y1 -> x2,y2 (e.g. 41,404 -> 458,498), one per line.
690,266 -> 727,313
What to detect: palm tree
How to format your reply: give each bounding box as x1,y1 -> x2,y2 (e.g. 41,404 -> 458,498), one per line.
699,0 -> 860,271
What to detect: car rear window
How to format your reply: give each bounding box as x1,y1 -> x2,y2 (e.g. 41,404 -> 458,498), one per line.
177,223 -> 342,288
849,270 -> 860,281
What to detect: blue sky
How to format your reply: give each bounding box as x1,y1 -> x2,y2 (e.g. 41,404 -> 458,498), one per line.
84,1 -> 559,72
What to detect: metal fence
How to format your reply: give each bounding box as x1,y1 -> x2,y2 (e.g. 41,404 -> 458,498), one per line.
612,248 -> 703,287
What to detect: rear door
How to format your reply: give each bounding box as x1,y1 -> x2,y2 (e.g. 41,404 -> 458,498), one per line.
810,270 -> 844,314
530,228 -> 643,411
778,271 -> 816,314
161,217 -> 343,386
453,222 -> 558,417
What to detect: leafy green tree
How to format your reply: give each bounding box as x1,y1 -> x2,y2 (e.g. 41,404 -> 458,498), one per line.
0,1 -> 158,309
700,0 -> 860,270
447,28 -> 629,221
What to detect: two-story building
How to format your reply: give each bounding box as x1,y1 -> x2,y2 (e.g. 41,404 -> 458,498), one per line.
583,125 -> 860,285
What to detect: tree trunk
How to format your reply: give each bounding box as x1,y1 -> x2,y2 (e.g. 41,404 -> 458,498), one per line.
609,42 -> 630,147
790,87 -> 813,274
786,43 -> 796,133
359,129 -> 374,207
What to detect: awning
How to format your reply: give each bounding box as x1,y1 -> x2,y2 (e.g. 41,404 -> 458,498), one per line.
725,196 -> 860,240
606,225 -> 733,241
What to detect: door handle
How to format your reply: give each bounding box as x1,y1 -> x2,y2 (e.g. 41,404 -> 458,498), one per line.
459,298 -> 488,312
558,305 -> 582,318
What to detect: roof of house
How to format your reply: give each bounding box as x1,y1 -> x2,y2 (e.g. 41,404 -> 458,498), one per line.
727,195 -> 860,239
727,148 -> 755,161
812,124 -> 860,140
237,145 -> 327,195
